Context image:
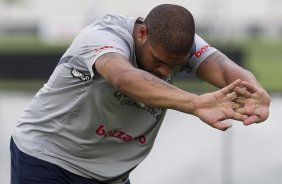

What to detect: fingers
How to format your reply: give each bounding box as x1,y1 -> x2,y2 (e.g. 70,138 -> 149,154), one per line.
241,81 -> 258,93
213,121 -> 232,131
227,92 -> 238,101
213,113 -> 257,130
221,79 -> 241,95
232,102 -> 241,109
222,80 -> 257,98
243,115 -> 261,125
206,80 -> 267,131
219,80 -> 255,104
232,112 -> 248,122
234,97 -> 245,106
227,92 -> 248,107
234,106 -> 246,114
234,86 -> 252,98
220,80 -> 253,105
232,103 -> 247,119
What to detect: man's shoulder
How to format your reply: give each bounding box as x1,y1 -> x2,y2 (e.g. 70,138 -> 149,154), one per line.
93,14 -> 137,28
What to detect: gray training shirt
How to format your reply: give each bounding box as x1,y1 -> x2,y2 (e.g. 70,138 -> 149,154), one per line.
13,14 -> 218,184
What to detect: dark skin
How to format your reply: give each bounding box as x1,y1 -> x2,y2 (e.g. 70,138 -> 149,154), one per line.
196,51 -> 270,125
94,22 -> 270,131
134,23 -> 188,78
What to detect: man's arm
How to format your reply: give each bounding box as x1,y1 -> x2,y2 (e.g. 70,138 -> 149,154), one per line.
196,51 -> 259,88
196,51 -> 271,125
94,52 -> 248,130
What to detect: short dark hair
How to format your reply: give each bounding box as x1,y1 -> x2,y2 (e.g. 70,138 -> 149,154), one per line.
144,4 -> 195,54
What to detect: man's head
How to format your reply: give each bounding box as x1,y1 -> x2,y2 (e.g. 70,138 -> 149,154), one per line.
145,4 -> 195,55
134,4 -> 195,78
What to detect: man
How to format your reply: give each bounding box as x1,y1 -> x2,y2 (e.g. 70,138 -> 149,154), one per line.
11,4 -> 270,184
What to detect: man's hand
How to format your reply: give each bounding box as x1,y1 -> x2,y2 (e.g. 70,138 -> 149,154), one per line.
193,79 -> 249,131
234,81 -> 271,125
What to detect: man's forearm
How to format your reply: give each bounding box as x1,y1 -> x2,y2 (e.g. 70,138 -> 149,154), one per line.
95,52 -> 199,114
197,51 -> 264,89
114,68 -> 199,114
225,64 -> 263,89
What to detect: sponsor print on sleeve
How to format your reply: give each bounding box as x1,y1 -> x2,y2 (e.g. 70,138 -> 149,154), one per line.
93,45 -> 125,53
193,44 -> 212,58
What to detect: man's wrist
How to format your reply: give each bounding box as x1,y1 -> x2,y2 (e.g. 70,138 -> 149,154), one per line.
185,93 -> 199,116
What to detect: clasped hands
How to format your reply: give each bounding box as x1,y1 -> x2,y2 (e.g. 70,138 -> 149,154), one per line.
194,79 -> 271,131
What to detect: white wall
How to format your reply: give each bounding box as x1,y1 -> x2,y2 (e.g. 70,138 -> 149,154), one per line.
0,0 -> 281,41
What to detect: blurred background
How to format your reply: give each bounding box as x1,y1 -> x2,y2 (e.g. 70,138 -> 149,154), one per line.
0,0 -> 281,183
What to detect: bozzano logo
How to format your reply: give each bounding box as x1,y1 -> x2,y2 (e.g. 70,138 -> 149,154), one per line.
96,124 -> 146,144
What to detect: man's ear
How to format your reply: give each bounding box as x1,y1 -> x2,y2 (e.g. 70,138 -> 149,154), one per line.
138,25 -> 148,44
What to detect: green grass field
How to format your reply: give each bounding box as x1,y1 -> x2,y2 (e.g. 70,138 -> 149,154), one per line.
0,36 -> 281,92
243,39 -> 282,91
0,36 -> 67,54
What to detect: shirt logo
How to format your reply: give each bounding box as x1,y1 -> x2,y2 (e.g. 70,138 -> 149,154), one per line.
113,90 -> 163,120
71,68 -> 91,81
94,45 -> 114,52
93,45 -> 125,53
194,44 -> 212,58
96,124 -> 147,144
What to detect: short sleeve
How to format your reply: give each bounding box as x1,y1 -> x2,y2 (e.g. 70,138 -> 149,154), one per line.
78,30 -> 131,78
185,34 -> 218,73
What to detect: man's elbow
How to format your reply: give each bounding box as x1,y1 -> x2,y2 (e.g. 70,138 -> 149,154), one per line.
112,69 -> 136,91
